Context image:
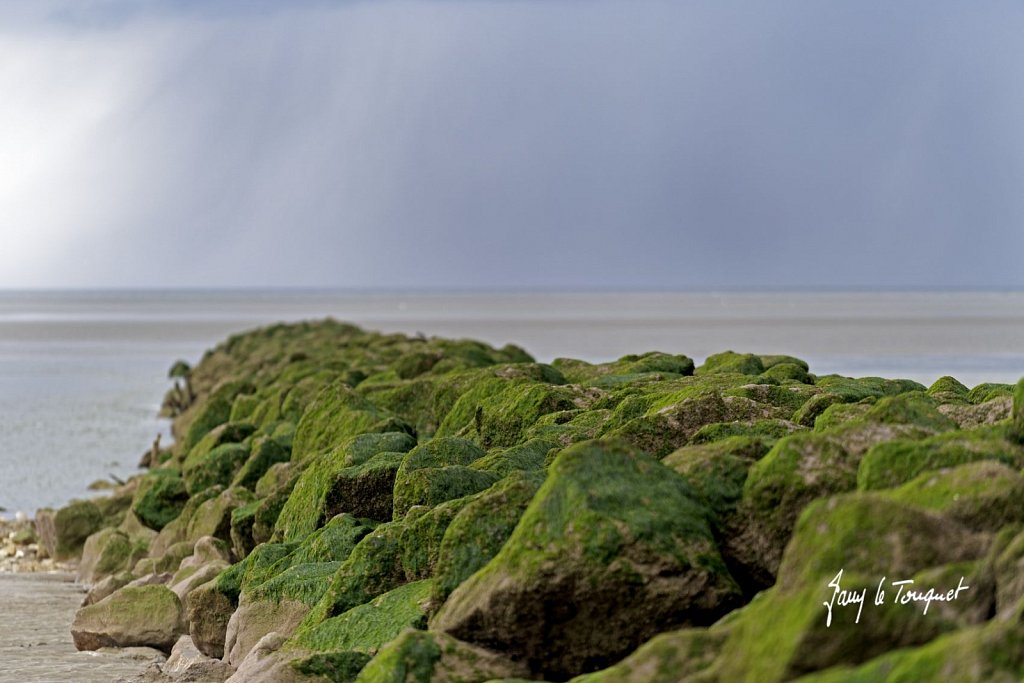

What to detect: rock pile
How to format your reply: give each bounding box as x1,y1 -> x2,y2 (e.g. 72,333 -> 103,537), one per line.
36,321 -> 1024,682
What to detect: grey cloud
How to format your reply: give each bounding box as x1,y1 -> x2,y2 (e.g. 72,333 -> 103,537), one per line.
2,1 -> 1023,289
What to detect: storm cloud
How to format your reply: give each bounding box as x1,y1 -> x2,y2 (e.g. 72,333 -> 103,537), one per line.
2,1 -> 1023,289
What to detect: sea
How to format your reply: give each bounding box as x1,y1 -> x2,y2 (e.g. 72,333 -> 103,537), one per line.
2,289 -> 1023,517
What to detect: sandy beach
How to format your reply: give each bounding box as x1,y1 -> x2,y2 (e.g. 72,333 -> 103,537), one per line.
0,572 -> 162,683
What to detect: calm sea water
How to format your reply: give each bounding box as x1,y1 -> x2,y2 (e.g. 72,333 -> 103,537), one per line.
2,289 -> 1023,516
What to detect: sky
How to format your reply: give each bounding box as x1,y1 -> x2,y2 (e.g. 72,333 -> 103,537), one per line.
1,0 -> 1023,291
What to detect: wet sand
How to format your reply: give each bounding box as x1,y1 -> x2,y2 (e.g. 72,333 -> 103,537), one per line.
0,573 -> 162,683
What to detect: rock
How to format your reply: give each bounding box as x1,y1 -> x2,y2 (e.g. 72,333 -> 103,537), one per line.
354,629 -> 531,683
938,396 -> 1013,429
224,632 -> 308,683
882,460 -> 1024,532
186,487 -> 256,545
72,585 -> 186,653
437,379 -> 588,448
309,521 -> 409,623
793,608 -> 1024,683
82,571 -> 134,606
291,381 -> 415,464
1014,377 -> 1024,441
132,470 -> 191,531
187,578 -> 236,660
127,572 -> 175,588
161,635 -> 234,682
149,487 -> 224,558
183,443 -> 251,496
35,499 -> 104,560
857,426 -> 1024,491
712,493 -> 988,682
224,594 -> 311,668
432,439 -> 741,679
286,580 -> 433,674
432,471 -> 544,607
273,432 -> 416,542
992,527 -> 1024,614
230,500 -> 260,559
232,436 -> 291,491
135,539 -> 196,577
171,559 -> 229,603
569,628 -> 726,683
77,527 -> 147,585
696,351 -> 765,376
179,382 -> 255,453
391,466 -> 498,519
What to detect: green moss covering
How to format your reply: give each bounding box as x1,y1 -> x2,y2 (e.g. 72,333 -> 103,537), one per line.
1013,377 -> 1024,441
857,426 -> 1024,491
231,436 -> 291,490
292,380 -> 415,464
275,433 -> 416,542
131,470 -> 190,531
882,460 -> 1024,532
352,629 -> 529,683
432,439 -> 740,680
469,438 -> 556,476
289,579 -> 432,660
183,442 -> 251,495
431,471 -> 544,607
308,520 -> 410,623
697,351 -> 765,376
392,466 -> 499,519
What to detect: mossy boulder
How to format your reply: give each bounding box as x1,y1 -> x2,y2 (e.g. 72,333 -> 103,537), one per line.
697,351 -> 765,376
883,460 -> 1024,532
72,584 -> 186,653
131,470 -> 190,531
437,378 -> 587,448
432,471 -> 545,607
287,580 -> 433,675
857,427 -> 1024,491
469,438 -> 556,476
663,437 -> 767,527
35,499 -> 105,561
292,381 -> 415,464
186,486 -> 256,545
183,442 -> 251,495
793,606 -> 1024,683
179,381 -> 255,453
432,439 -> 741,679
712,494 -> 988,682
307,521 -> 409,624
232,436 -> 291,490
275,433 -> 417,542
726,432 -> 857,586
78,527 -> 148,585
392,466 -> 499,519
353,629 -> 530,683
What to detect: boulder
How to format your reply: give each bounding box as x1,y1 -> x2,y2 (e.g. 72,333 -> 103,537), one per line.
161,635 -> 234,681
77,527 -> 147,585
131,470 -> 190,531
432,439 -> 741,679
273,432 -> 416,542
72,585 -> 186,653
354,629 -> 530,683
187,578 -> 236,659
35,499 -> 104,560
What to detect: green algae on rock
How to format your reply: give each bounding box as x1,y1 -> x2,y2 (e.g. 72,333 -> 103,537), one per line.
431,439 -> 741,679
49,319 -> 1024,683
